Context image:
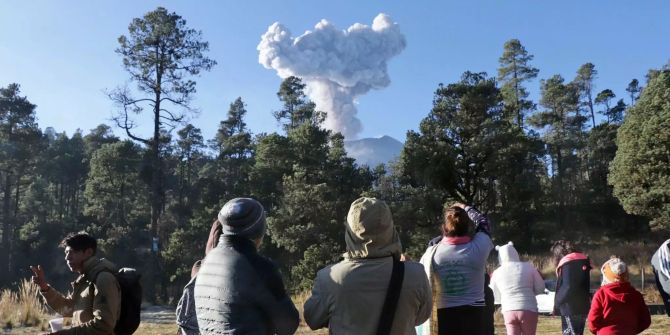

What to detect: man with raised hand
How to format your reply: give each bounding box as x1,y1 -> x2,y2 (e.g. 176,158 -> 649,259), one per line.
31,232 -> 121,335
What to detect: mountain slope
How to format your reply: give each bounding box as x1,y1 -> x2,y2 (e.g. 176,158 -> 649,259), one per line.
344,135 -> 403,167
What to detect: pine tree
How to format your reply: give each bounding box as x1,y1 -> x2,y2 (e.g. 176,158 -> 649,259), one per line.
626,78 -> 642,104
529,75 -> 586,226
574,63 -> 598,128
109,7 -> 216,300
0,84 -> 42,285
610,70 -> 670,229
497,39 -> 539,128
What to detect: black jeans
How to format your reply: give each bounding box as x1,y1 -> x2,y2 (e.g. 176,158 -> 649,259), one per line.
437,305 -> 487,335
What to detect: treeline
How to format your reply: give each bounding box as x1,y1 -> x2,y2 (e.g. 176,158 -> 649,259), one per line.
1,7 -> 669,303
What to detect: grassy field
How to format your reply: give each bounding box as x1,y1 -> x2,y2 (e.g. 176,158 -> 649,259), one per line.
3,280 -> 670,334
5,312 -> 670,334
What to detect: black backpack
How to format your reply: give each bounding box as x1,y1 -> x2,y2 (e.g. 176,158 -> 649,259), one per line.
91,267 -> 142,335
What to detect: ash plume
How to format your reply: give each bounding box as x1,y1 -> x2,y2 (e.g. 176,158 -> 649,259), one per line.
258,13 -> 406,138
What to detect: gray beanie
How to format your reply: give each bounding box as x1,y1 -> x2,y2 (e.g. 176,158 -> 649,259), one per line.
217,198 -> 266,240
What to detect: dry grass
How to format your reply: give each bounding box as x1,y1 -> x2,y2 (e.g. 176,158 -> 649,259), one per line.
1,322 -> 179,335
525,254 -> 555,278
0,279 -> 49,330
520,241 -> 661,292
292,290 -> 328,334
293,290 -> 670,334
5,300 -> 670,334
496,314 -> 670,334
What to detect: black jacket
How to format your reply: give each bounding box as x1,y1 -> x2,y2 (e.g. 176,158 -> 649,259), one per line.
554,254 -> 592,316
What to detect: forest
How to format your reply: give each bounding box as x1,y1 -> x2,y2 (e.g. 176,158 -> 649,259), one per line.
1,7 -> 669,304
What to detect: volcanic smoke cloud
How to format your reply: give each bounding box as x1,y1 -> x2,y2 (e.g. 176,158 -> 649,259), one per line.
258,14 -> 406,139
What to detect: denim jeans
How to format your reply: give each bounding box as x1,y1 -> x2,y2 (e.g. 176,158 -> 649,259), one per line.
561,314 -> 587,335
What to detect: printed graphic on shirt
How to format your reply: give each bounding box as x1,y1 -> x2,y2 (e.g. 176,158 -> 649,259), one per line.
441,271 -> 468,295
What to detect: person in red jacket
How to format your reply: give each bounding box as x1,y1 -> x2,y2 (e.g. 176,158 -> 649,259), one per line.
587,257 -> 651,335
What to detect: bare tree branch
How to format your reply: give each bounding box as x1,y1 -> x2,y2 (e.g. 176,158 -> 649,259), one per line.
159,96 -> 189,107
158,108 -> 185,122
108,87 -> 150,145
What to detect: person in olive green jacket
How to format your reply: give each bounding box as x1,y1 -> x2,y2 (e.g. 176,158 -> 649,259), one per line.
304,197 -> 432,335
31,232 -> 121,335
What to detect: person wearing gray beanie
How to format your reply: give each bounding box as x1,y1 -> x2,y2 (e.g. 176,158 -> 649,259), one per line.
217,197 -> 267,241
195,198 -> 298,335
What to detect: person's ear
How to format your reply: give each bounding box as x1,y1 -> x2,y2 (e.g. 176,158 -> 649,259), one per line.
84,248 -> 95,258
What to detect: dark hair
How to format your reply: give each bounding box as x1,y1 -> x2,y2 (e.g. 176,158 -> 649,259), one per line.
205,219 -> 223,255
550,240 -> 577,266
60,232 -> 97,254
442,206 -> 471,237
191,259 -> 202,279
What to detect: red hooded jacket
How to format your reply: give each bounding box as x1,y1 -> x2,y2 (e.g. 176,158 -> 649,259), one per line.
587,281 -> 651,334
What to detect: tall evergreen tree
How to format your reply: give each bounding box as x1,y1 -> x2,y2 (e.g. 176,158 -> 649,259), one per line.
211,98 -> 254,199
574,63 -> 598,128
255,77 -> 372,291
403,72 -> 504,206
595,89 -> 615,114
626,78 -> 642,104
109,7 -> 215,300
174,124 -> 204,226
83,124 -> 119,157
0,84 -> 42,284
596,90 -> 627,125
84,141 -> 147,229
607,99 -> 627,124
529,75 -> 585,226
42,131 -> 88,220
610,70 -> 670,229
273,76 -> 321,131
497,39 -> 539,128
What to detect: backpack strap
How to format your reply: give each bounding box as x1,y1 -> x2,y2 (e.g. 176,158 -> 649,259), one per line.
376,255 -> 405,335
86,268 -> 115,303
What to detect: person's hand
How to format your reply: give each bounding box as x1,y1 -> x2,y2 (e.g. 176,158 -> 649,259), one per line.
451,202 -> 467,209
30,265 -> 49,291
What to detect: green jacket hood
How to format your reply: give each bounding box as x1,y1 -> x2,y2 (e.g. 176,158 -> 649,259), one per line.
82,256 -> 117,281
344,197 -> 402,260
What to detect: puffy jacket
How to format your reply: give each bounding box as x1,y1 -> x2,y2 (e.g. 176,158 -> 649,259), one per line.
194,236 -> 299,335
554,253 -> 592,316
651,242 -> 670,295
587,281 -> 650,334
41,257 -> 121,335
651,241 -> 670,316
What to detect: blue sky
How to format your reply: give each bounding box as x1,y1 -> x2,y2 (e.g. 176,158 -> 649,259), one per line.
1,0 -> 669,142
